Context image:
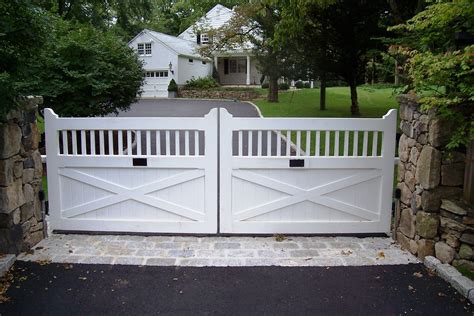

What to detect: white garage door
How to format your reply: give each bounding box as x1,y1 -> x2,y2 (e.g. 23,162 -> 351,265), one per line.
142,70 -> 170,98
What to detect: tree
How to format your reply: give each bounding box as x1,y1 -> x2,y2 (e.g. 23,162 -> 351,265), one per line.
390,0 -> 474,149
199,1 -> 292,102
27,18 -> 144,117
277,0 -> 388,115
0,0 -> 49,118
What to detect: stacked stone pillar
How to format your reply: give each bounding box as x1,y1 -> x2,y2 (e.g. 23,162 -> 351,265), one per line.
396,94 -> 472,270
0,96 -> 44,254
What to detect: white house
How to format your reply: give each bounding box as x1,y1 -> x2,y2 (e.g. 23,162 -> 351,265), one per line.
178,4 -> 263,86
128,30 -> 213,98
129,4 -> 262,98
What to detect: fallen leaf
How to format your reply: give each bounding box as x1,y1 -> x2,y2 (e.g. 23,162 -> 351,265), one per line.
438,292 -> 446,297
376,251 -> 385,260
274,234 -> 287,242
341,250 -> 353,256
413,272 -> 423,278
78,277 -> 87,280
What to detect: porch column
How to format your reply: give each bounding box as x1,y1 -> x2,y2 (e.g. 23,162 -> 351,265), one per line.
246,55 -> 251,85
214,56 -> 218,72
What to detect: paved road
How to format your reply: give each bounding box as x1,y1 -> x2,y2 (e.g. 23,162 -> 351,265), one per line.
0,261 -> 471,315
112,99 -> 292,156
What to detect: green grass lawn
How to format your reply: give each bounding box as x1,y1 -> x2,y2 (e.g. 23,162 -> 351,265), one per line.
254,86 -> 398,118
253,86 -> 399,155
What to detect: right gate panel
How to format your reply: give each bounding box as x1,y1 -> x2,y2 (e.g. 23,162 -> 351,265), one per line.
219,108 -> 397,234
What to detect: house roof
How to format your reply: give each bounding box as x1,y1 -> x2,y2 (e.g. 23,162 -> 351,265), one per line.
178,4 -> 234,38
148,30 -> 205,59
130,29 -> 207,60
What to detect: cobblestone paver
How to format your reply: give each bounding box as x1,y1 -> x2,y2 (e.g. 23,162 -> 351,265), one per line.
17,234 -> 419,267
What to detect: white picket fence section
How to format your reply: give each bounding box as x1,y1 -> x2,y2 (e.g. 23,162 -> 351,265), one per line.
45,108 -> 218,233
45,107 -> 397,235
219,108 -> 397,234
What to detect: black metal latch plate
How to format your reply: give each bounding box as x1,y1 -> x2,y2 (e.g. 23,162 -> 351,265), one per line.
289,159 -> 304,167
133,158 -> 147,166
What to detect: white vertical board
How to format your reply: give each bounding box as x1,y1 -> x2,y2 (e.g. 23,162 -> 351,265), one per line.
219,108 -> 397,234
45,108 -> 218,234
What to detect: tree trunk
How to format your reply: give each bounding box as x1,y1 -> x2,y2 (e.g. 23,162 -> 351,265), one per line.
267,76 -> 279,102
320,73 -> 326,111
371,58 -> 376,85
394,59 -> 400,86
349,79 -> 360,116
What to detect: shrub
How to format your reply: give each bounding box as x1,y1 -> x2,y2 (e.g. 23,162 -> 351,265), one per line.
304,82 -> 311,88
294,81 -> 304,89
261,82 -> 269,89
167,79 -> 178,92
185,76 -> 219,89
279,82 -> 290,90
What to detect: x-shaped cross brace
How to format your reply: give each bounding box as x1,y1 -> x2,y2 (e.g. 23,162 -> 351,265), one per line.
59,168 -> 205,221
233,169 -> 381,221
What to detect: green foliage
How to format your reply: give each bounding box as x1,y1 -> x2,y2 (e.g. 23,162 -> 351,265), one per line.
167,79 -> 178,92
0,0 -> 49,118
392,0 -> 474,149
261,82 -> 269,89
27,18 -> 144,117
294,80 -> 304,89
184,76 -> 219,89
303,82 -> 311,88
278,82 -> 290,90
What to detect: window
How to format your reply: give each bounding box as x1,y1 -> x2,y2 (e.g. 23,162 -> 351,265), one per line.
137,43 -> 144,55
237,59 -> 247,73
156,71 -> 168,77
145,43 -> 152,55
189,58 -> 194,63
145,70 -> 168,78
229,59 -> 237,73
201,33 -> 209,44
137,43 -> 152,56
202,61 -> 207,65
227,58 -> 247,74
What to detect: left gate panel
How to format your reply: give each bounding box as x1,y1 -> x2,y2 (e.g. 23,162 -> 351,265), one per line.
44,109 -> 218,234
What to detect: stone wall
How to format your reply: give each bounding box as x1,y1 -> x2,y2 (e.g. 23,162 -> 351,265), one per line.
178,89 -> 260,101
0,96 -> 44,254
396,94 -> 472,270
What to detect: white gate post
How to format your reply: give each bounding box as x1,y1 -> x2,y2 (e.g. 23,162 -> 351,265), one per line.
44,109 -> 61,230
219,108 -> 234,233
204,108 -> 219,232
380,109 -> 397,232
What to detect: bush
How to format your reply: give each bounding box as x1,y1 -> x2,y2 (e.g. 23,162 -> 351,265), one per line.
279,82 -> 290,90
167,79 -> 178,92
304,82 -> 311,88
294,81 -> 304,89
184,76 -> 219,89
261,82 -> 269,89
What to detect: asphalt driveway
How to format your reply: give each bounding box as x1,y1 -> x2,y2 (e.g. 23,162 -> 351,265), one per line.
0,261 -> 471,315
115,98 -> 260,118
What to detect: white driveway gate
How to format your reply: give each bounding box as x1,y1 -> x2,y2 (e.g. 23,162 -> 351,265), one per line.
219,108 -> 397,234
45,108 -> 218,233
45,107 -> 396,234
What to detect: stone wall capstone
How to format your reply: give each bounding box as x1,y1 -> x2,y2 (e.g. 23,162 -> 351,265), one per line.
0,96 -> 44,254
396,94 -> 472,272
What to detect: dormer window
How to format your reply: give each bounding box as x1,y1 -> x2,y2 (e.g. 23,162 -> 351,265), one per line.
137,43 -> 152,56
201,33 -> 209,44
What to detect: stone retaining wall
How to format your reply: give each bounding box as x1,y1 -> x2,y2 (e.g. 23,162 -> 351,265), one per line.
178,89 -> 260,101
0,96 -> 44,254
396,94 -> 471,271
